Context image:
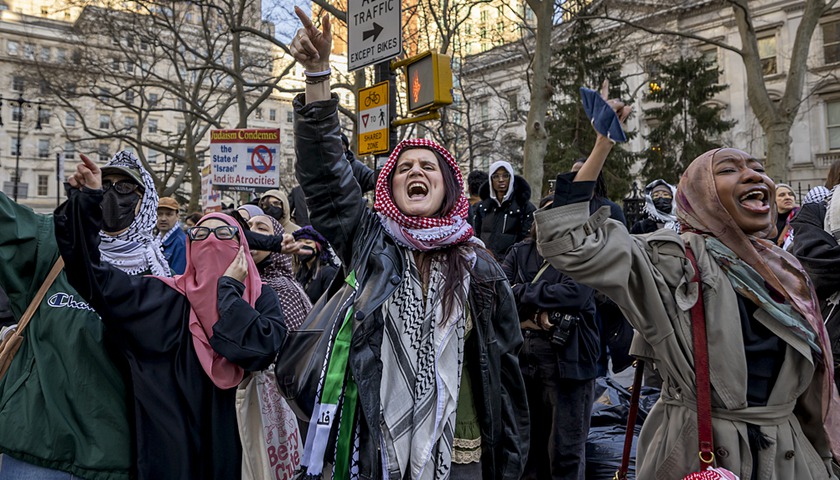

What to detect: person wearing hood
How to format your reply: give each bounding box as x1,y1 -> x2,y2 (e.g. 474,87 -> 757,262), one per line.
236,204 -> 264,222
473,161 -> 537,260
0,151 -> 168,479
54,155 -> 288,480
259,189 -> 299,234
631,179 -> 679,234
291,225 -> 340,304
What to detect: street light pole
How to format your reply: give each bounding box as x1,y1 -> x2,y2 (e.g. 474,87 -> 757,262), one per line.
0,93 -> 42,202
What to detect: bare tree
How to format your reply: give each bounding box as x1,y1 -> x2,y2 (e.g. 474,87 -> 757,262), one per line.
587,0 -> 840,181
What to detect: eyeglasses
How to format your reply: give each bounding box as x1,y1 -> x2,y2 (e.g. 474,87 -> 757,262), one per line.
491,173 -> 511,181
102,179 -> 140,195
187,225 -> 239,241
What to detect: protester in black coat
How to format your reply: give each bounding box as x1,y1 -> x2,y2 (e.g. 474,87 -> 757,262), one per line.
502,197 -> 599,480
473,161 -> 536,260
790,196 -> 840,391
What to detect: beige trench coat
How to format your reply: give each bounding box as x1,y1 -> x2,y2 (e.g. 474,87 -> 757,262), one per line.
535,201 -> 837,480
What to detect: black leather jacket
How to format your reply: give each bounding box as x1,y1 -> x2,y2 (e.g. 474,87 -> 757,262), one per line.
294,94 -> 528,480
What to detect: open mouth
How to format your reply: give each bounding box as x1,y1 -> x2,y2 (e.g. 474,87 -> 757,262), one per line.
738,188 -> 770,213
407,182 -> 428,199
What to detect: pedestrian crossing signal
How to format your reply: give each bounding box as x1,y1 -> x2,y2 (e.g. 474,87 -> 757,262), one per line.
403,51 -> 453,114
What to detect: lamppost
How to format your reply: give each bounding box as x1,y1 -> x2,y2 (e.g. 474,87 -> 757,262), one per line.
0,94 -> 43,201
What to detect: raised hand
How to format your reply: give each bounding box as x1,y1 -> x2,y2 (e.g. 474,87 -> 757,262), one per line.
223,245 -> 249,282
280,234 -> 303,255
600,79 -> 632,125
291,6 -> 332,72
68,154 -> 102,190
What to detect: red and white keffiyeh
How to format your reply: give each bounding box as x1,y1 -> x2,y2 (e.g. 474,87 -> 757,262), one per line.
374,139 -> 474,251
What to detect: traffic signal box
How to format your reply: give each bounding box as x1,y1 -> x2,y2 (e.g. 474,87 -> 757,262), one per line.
403,51 -> 454,114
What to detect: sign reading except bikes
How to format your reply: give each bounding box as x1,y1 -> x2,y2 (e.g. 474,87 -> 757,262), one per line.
210,129 -> 280,192
357,81 -> 390,156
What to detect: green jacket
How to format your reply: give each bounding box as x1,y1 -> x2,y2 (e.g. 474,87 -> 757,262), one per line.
0,192 -> 131,480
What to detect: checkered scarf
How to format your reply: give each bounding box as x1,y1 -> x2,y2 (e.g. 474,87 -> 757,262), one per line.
258,215 -> 312,331
373,139 -> 473,251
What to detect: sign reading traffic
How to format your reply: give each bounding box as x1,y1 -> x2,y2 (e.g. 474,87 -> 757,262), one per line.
348,0 -> 402,71
357,81 -> 390,155
210,129 -> 280,192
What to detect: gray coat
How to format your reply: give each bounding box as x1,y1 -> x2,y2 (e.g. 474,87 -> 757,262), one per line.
535,201 -> 838,480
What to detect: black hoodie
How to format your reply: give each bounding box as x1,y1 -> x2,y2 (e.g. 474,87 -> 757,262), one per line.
474,175 -> 537,260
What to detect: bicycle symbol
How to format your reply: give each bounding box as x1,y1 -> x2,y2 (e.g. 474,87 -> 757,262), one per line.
364,91 -> 381,107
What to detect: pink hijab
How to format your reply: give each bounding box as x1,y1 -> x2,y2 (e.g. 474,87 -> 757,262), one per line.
677,148 -> 840,461
156,213 -> 263,389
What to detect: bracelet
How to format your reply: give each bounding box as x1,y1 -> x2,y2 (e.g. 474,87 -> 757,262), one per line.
304,67 -> 331,77
304,74 -> 331,85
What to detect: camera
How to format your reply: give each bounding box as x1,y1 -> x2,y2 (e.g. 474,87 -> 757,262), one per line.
548,312 -> 580,347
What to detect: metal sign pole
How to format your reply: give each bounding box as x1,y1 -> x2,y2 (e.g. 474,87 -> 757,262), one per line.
375,61 -> 398,157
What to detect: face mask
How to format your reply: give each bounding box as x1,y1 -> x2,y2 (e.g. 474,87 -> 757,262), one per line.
264,205 -> 284,222
297,245 -> 317,263
101,190 -> 140,233
653,197 -> 673,215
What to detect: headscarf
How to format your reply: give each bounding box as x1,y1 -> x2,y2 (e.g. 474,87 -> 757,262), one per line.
99,151 -> 170,276
373,139 -> 474,251
676,148 -> 840,458
155,213 -> 263,389
643,179 -> 679,232
487,160 -> 515,205
237,204 -> 264,219
803,186 -> 831,205
251,215 -> 311,331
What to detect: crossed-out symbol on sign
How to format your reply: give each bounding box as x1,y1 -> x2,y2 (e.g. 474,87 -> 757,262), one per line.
251,145 -> 273,174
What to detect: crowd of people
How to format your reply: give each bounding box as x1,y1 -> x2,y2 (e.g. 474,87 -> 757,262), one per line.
0,9 -> 839,480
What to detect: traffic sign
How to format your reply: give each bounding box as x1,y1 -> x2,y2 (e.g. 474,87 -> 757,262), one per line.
347,0 -> 401,71
357,81 -> 390,156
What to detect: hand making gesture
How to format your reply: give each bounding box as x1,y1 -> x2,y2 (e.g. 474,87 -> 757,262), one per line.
576,80 -> 632,183
68,154 -> 103,190
291,6 -> 332,72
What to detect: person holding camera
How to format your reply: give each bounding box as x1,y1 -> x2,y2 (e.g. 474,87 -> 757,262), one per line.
502,195 -> 600,480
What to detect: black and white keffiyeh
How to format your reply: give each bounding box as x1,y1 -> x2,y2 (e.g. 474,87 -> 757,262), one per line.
643,179 -> 679,232
99,151 -> 170,276
378,250 -> 469,480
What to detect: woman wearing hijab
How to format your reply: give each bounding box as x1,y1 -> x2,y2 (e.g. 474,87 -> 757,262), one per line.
54,156 -> 287,480
287,10 -> 528,480
238,204 -> 264,222
291,225 -> 340,304
631,179 -> 679,234
249,214 -> 311,330
534,88 -> 840,479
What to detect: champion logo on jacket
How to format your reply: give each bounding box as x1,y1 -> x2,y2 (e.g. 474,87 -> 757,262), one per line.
47,292 -> 96,313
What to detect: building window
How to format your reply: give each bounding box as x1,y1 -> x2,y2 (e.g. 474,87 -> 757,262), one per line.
255,108 -> 263,120
56,48 -> 66,62
66,111 -> 76,127
40,46 -> 50,62
126,90 -> 135,104
479,99 -> 489,123
757,35 -> 777,76
99,144 -> 110,162
148,119 -> 158,133
824,21 -> 840,65
12,76 -> 24,92
99,114 -> 110,129
126,61 -> 135,74
507,92 -> 518,121
7,40 -> 18,55
702,49 -> 718,71
827,100 -> 840,150
286,111 -> 293,123
38,139 -> 50,158
124,117 -> 136,130
10,137 -> 19,155
23,43 -> 35,60
149,93 -> 158,106
12,105 -> 22,122
64,142 -> 75,159
148,149 -> 159,163
98,88 -> 110,102
39,108 -> 50,126
177,122 -> 185,134
269,109 -> 276,121
37,175 -> 49,196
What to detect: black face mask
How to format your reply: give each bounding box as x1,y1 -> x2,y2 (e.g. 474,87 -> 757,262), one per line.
263,205 -> 284,222
101,190 -> 140,233
297,245 -> 317,263
653,197 -> 673,215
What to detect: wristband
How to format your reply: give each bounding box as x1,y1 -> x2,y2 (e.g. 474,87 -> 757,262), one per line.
304,67 -> 331,77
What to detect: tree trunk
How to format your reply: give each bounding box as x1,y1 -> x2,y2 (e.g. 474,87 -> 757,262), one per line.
523,0 -> 554,196
763,121 -> 793,182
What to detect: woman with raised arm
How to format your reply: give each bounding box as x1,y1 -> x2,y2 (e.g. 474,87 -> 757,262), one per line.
534,86 -> 840,479
53,155 -> 288,480
286,9 -> 528,480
